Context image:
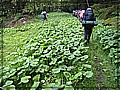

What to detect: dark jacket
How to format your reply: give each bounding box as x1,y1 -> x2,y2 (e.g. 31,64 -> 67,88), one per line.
83,9 -> 96,21
82,9 -> 96,28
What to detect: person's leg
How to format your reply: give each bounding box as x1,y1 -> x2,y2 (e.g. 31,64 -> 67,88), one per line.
84,27 -> 90,45
87,28 -> 92,43
84,27 -> 87,40
44,16 -> 47,23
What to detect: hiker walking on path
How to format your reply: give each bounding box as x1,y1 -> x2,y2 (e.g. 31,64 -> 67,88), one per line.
41,11 -> 47,23
81,8 -> 97,44
79,10 -> 85,23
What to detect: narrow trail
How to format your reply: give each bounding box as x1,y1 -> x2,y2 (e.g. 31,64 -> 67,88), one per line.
87,38 -> 116,90
94,55 -> 105,90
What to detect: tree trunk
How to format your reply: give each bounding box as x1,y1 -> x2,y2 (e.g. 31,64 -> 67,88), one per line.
86,0 -> 89,7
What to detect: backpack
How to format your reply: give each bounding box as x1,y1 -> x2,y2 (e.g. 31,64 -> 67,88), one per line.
82,10 -> 98,26
41,14 -> 45,19
84,11 -> 95,21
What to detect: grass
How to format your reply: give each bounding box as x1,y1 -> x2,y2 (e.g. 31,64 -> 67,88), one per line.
2,18 -> 43,66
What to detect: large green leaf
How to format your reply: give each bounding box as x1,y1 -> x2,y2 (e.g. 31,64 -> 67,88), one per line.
58,60 -> 64,64
63,72 -> 71,78
3,80 -> 13,88
3,85 -> 15,90
73,72 -> 82,79
20,76 -> 31,83
73,50 -> 81,56
8,85 -> 15,90
52,68 -> 61,74
80,55 -> 88,61
30,82 -> 40,90
85,71 -> 93,78
74,41 -> 79,46
66,81 -> 72,85
33,74 -> 40,81
82,64 -> 91,68
6,80 -> 13,85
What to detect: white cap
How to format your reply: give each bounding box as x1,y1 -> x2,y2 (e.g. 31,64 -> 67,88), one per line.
87,8 -> 92,10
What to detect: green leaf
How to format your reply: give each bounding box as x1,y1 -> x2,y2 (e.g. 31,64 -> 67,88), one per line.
46,83 -> 56,87
7,85 -> 15,90
33,74 -> 40,81
17,69 -> 25,76
5,80 -> 13,86
108,41 -> 114,46
82,64 -> 91,68
3,85 -> 15,90
73,50 -> 81,56
30,82 -> 40,90
74,41 -> 79,46
3,67 -> 10,72
42,65 -> 49,72
58,60 -> 64,64
39,46 -> 44,54
64,50 -> 71,56
44,83 -> 60,90
42,88 -> 52,90
49,58 -> 57,65
103,45 -> 110,50
63,72 -> 71,78
52,68 -> 60,74
64,86 -> 74,90
80,55 -> 88,61
45,51 -> 52,58
30,61 -> 38,67
66,81 -> 72,85
68,54 -> 75,60
2,81 -> 13,88
114,59 -> 120,64
20,76 -> 31,83
67,66 -> 74,71
74,72 -> 82,79
59,65 -> 67,71
85,71 -> 93,78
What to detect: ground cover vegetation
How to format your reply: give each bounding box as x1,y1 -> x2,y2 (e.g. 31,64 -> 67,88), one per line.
0,1 -> 120,90
1,12 -> 93,90
0,11 -> 119,90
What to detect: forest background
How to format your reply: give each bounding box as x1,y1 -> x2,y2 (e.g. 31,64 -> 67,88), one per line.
0,0 -> 119,29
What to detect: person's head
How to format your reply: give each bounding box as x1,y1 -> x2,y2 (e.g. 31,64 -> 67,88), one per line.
87,8 -> 92,10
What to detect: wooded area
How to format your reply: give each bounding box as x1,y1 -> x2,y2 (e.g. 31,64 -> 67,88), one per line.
0,0 -> 119,17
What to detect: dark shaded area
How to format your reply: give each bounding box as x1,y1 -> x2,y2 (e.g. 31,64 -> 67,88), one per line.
0,0 -> 119,17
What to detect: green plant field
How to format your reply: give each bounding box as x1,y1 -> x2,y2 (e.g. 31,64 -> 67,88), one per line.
0,12 -> 119,90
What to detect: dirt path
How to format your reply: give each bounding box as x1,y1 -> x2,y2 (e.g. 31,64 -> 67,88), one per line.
94,55 -> 105,90
88,41 -> 116,90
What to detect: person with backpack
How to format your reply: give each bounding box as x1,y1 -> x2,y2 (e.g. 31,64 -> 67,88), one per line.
79,10 -> 85,23
41,11 -> 47,23
81,8 -> 97,44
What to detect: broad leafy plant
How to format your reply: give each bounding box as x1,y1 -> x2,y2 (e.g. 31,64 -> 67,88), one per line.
0,12 -> 93,90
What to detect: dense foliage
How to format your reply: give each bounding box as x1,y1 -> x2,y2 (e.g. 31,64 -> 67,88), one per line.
0,13 -> 93,90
